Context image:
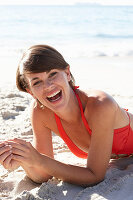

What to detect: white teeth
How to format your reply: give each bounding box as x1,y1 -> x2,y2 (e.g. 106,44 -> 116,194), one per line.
47,90 -> 60,98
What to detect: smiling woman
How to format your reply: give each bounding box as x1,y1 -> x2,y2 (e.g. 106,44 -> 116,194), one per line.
1,44 -> 133,187
16,45 -> 75,93
16,45 -> 75,112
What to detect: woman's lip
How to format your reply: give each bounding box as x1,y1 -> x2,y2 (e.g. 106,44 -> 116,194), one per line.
47,90 -> 61,98
46,90 -> 62,103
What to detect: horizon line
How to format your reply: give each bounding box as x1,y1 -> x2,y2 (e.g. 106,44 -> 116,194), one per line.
0,3 -> 133,6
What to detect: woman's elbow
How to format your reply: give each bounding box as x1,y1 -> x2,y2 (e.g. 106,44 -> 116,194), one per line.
81,170 -> 105,187
28,175 -> 53,184
82,177 -> 104,188
93,175 -> 104,185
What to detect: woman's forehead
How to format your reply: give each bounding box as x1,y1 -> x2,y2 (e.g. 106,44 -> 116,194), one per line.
25,69 -> 57,80
26,71 -> 47,79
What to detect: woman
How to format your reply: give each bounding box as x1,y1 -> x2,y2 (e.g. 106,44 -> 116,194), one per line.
0,44 -> 133,186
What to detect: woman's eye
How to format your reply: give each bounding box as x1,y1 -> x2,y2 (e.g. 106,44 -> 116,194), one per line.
33,81 -> 42,86
49,72 -> 57,78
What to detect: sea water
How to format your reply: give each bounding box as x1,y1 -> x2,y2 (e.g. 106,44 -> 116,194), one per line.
0,5 -> 133,58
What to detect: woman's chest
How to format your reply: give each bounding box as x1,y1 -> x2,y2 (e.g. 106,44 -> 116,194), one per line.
47,117 -> 91,153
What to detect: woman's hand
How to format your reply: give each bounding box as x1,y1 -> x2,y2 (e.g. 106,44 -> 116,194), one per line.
0,142 -> 20,171
0,142 -> 12,165
7,138 -> 43,169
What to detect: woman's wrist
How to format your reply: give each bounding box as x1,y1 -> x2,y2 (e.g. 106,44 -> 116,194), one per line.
22,154 -> 52,183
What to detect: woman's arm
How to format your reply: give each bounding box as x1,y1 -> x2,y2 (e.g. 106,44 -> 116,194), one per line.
2,101 -> 54,182
7,138 -> 101,186
8,96 -> 117,186
86,95 -> 117,182
20,100 -> 54,182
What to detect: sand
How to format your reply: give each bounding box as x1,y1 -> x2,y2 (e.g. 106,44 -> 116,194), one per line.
1,57 -> 133,199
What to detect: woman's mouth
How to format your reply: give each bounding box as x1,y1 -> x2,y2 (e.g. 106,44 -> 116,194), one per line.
46,90 -> 62,102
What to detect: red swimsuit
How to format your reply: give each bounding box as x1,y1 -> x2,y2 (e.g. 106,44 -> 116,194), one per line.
54,87 -> 133,159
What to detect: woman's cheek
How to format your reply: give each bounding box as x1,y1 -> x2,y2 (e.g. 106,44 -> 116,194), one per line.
32,85 -> 43,94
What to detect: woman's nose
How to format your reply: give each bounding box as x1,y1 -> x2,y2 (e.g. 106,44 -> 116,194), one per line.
43,79 -> 53,90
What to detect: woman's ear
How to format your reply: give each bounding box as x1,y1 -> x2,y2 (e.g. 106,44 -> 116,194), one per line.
65,65 -> 71,82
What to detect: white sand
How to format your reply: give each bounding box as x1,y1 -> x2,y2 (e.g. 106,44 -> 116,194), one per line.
1,57 -> 133,199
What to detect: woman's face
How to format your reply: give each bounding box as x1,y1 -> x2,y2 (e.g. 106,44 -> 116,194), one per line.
25,66 -> 71,111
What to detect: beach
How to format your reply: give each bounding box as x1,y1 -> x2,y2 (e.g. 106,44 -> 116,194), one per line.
0,56 -> 133,199
0,4 -> 133,199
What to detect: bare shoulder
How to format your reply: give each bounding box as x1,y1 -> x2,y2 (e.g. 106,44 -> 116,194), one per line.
30,100 -> 44,115
30,100 -> 44,118
30,100 -> 50,126
82,89 -> 118,128
86,89 -> 118,111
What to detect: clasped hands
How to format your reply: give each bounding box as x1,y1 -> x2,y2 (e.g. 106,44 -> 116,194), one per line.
0,138 -> 42,171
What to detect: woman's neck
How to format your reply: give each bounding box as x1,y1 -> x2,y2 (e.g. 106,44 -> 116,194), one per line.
55,88 -> 81,124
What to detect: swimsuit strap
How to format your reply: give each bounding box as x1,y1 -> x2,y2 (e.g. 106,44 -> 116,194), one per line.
124,109 -> 130,126
73,86 -> 92,134
127,112 -> 130,126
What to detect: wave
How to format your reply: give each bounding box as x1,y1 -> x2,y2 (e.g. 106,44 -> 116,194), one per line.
1,47 -> 133,59
94,51 -> 133,57
96,33 -> 133,39
1,39 -> 133,59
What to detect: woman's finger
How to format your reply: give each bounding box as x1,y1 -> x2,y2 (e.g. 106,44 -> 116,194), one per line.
0,150 -> 12,164
0,145 -> 12,156
3,154 -> 12,169
0,142 -> 6,148
7,141 -> 29,152
11,147 -> 25,157
3,154 -> 21,170
8,138 -> 28,146
11,154 -> 25,163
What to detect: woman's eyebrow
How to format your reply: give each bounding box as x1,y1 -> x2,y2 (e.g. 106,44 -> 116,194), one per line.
31,77 -> 39,82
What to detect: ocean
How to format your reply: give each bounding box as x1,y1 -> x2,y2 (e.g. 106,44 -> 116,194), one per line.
0,4 -> 133,58
0,4 -> 133,96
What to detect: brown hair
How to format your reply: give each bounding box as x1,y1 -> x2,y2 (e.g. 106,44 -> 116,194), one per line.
16,44 -> 75,92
